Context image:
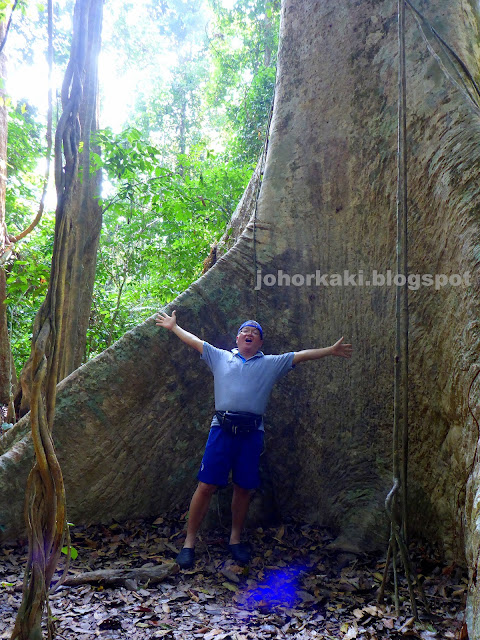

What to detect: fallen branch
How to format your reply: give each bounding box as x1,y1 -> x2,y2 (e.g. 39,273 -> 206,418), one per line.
59,562 -> 179,589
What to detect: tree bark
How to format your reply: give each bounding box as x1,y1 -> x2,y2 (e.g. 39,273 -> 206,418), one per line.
1,1 -> 480,631
58,0 -> 103,380
0,271 -> 14,408
15,0 -> 103,418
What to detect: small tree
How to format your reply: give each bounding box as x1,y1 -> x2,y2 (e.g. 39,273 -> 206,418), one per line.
10,1 -> 104,637
15,0 -> 103,418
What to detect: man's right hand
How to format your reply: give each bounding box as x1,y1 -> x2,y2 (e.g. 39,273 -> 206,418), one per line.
156,310 -> 204,353
156,310 -> 177,331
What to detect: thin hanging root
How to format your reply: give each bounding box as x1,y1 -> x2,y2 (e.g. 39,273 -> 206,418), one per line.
392,522 -> 418,619
392,530 -> 399,616
378,535 -> 392,604
392,518 -> 429,615
377,0 -> 427,622
379,511 -> 418,617
379,480 -> 429,619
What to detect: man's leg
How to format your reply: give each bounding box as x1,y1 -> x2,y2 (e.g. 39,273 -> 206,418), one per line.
183,481 -> 217,548
230,483 -> 251,545
176,481 -> 217,569
177,426 -> 229,568
228,429 -> 263,564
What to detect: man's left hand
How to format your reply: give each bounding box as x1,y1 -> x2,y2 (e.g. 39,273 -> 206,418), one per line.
331,337 -> 353,358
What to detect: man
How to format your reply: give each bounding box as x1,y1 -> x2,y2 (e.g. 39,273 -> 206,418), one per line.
156,310 -> 352,569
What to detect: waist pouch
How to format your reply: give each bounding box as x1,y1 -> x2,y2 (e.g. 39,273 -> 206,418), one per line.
215,411 -> 262,434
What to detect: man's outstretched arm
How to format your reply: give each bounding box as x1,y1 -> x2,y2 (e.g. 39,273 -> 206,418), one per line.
156,310 -> 204,354
292,337 -> 352,365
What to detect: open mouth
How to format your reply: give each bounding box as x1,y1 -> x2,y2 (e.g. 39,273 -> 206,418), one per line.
245,338 -> 253,343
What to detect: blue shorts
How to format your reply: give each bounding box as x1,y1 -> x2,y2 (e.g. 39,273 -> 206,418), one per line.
197,425 -> 264,490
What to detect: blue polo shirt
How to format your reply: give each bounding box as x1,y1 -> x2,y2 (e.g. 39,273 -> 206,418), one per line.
201,342 -> 295,425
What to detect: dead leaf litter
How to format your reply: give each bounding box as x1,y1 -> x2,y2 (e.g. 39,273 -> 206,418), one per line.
0,513 -> 466,639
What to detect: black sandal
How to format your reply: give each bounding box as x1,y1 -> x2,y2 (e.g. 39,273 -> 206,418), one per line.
229,543 -> 251,564
176,547 -> 195,569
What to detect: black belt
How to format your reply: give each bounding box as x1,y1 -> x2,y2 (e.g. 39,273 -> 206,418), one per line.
215,411 -> 263,434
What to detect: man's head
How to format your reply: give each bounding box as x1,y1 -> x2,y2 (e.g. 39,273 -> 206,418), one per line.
237,320 -> 263,339
236,320 -> 263,358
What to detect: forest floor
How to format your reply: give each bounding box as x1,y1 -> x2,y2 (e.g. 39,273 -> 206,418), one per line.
0,512 -> 467,640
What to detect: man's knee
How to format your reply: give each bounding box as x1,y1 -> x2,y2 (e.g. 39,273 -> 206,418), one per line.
232,483 -> 252,497
197,481 -> 218,497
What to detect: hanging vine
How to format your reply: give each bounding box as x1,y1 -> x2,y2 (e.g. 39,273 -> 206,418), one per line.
10,1 -> 103,638
378,0 -> 418,615
380,0 -> 480,615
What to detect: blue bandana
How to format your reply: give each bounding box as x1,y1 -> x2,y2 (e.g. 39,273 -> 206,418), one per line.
237,320 -> 263,339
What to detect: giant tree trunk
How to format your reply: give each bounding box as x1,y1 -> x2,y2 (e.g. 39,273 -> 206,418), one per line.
1,0 -> 480,629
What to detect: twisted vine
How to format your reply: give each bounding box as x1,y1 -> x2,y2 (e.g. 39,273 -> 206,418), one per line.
10,2 -> 101,638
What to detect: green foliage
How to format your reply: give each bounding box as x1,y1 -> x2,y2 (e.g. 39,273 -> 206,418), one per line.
4,103 -> 50,372
105,0 -> 207,72
3,0 -> 281,371
125,1 -> 211,156
61,545 -> 78,560
226,64 -> 276,162
6,103 -> 45,226
0,0 -> 28,23
206,0 -> 281,162
4,217 -> 53,370
131,53 -> 210,156
86,128 -> 252,357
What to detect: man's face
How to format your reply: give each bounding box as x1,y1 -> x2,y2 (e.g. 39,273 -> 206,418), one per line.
236,326 -> 263,357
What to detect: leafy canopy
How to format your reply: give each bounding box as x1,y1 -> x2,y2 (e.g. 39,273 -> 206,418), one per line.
3,0 -> 281,370
86,127 -> 252,357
